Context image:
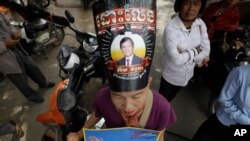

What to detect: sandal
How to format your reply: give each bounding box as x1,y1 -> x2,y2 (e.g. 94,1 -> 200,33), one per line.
9,120 -> 24,138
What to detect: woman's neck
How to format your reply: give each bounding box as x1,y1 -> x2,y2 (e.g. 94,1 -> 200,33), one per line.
183,21 -> 193,29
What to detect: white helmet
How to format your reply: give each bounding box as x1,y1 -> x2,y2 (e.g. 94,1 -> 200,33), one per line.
57,45 -> 80,72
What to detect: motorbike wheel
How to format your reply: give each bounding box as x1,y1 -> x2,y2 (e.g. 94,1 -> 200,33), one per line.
83,0 -> 90,9
208,95 -> 219,116
50,27 -> 65,47
38,0 -> 50,8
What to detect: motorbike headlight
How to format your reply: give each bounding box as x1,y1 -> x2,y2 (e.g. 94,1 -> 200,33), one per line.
62,52 -> 80,70
82,36 -> 98,53
57,46 -> 80,72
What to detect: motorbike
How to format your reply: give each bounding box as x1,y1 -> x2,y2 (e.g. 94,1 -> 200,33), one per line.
82,0 -> 98,9
11,17 -> 67,58
5,0 -> 68,58
207,30 -> 250,115
28,0 -> 50,9
36,10 -> 105,141
16,0 -> 50,9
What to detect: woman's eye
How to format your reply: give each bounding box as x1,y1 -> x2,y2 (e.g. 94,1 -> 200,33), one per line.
115,96 -> 122,99
132,96 -> 140,99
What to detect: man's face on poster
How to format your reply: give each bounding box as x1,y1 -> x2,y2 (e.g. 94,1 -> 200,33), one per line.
121,40 -> 134,58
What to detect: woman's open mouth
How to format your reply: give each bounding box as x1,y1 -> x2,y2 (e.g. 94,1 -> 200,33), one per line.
123,111 -> 135,116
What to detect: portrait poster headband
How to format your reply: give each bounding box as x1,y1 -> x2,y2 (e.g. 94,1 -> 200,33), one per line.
93,0 -> 157,92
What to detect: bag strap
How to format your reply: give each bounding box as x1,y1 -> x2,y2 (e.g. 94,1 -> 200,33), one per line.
139,89 -> 153,128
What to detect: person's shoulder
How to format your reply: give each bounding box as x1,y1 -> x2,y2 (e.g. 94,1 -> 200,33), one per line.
164,20 -> 179,36
93,87 -> 111,105
151,90 -> 171,106
134,55 -> 142,60
151,90 -> 177,125
207,1 -> 222,8
238,65 -> 250,74
96,87 -> 110,97
119,57 -> 125,60
165,16 -> 178,28
194,18 -> 207,26
117,57 -> 125,64
204,1 -> 221,12
227,65 -> 249,80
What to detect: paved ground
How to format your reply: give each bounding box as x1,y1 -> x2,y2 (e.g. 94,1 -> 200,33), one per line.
0,0 -> 211,141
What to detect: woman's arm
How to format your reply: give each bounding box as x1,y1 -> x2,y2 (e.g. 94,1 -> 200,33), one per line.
0,41 -> 8,54
158,128 -> 166,141
219,68 -> 250,125
83,111 -> 103,129
67,111 -> 102,141
77,111 -> 102,138
163,26 -> 195,65
193,20 -> 210,66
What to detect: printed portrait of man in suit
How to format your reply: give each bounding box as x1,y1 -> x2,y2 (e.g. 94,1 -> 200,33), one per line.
117,37 -> 143,66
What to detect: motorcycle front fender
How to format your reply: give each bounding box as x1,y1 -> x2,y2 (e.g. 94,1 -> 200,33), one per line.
36,79 -> 68,125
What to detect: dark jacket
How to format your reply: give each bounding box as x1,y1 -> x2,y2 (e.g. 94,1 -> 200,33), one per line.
118,55 -> 142,66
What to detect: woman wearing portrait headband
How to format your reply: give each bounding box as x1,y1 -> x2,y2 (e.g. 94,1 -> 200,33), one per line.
66,77 -> 177,141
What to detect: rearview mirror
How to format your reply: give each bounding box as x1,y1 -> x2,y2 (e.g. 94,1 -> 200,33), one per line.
65,10 -> 75,23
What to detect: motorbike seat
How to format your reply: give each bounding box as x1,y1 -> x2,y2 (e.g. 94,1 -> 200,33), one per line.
57,88 -> 76,111
31,18 -> 49,31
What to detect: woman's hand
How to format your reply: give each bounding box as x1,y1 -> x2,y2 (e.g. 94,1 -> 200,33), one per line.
232,39 -> 244,50
196,56 -> 209,67
66,132 -> 80,141
11,31 -> 21,40
87,136 -> 103,141
3,37 -> 19,49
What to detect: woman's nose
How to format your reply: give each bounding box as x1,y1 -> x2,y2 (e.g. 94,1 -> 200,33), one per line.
123,99 -> 132,111
188,3 -> 196,10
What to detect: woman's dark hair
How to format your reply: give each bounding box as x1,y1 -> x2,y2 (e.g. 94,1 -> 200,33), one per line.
174,0 -> 207,14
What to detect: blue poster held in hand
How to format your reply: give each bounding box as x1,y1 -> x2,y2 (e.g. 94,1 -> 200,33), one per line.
84,127 -> 162,141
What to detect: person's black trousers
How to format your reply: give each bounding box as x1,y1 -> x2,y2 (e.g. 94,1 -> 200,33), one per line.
159,77 -> 182,102
6,49 -> 47,100
192,114 -> 230,141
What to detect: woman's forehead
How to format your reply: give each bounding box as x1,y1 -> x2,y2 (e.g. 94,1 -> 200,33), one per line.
182,0 -> 201,3
111,89 -> 145,97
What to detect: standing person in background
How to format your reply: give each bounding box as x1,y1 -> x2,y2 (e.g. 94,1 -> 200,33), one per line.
203,0 -> 240,41
201,0 -> 240,95
0,12 -> 55,103
192,64 -> 250,141
0,121 -> 24,139
159,0 -> 210,102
